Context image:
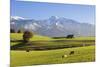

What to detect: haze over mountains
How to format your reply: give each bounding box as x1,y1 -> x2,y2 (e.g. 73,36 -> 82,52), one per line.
10,16 -> 95,37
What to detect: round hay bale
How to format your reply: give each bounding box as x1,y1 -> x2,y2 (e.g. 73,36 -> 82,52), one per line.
62,55 -> 68,58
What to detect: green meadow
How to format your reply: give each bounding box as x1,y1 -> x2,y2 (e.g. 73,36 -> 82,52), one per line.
10,33 -> 95,67
11,33 -> 95,41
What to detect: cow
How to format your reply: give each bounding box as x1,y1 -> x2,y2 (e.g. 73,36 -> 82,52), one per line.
26,49 -> 30,52
69,51 -> 75,55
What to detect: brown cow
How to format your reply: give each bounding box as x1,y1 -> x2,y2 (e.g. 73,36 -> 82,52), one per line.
26,49 -> 30,52
69,51 -> 75,55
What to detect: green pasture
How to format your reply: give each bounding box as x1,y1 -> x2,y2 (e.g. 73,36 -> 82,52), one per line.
11,46 -> 95,67
10,33 -> 95,41
10,33 -> 95,47
10,33 -> 95,67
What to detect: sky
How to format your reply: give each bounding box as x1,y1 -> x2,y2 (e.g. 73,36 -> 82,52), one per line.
11,0 -> 95,24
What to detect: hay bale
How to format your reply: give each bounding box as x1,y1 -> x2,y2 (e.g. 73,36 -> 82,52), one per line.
62,55 -> 68,58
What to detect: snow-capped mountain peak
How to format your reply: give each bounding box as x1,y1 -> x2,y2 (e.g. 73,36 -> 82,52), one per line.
10,16 -> 95,37
49,16 -> 59,20
11,16 -> 25,20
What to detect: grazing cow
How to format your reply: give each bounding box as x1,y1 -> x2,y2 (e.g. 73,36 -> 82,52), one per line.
69,51 -> 74,55
26,49 -> 30,52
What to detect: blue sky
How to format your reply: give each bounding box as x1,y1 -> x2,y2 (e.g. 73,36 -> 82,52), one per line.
11,0 -> 95,24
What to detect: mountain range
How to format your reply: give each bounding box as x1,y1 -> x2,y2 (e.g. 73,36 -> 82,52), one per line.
10,16 -> 95,37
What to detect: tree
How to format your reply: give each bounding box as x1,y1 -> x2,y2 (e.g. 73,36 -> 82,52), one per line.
10,29 -> 15,33
23,30 -> 33,42
17,29 -> 22,33
66,34 -> 74,38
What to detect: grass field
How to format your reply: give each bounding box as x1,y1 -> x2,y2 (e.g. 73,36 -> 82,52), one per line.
10,33 -> 95,46
11,46 -> 95,67
10,33 -> 95,41
10,33 -> 95,67
10,33 -> 51,41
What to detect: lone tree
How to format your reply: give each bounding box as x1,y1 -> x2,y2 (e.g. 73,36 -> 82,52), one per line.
17,29 -> 22,33
23,30 -> 33,42
66,34 -> 74,38
10,29 -> 15,33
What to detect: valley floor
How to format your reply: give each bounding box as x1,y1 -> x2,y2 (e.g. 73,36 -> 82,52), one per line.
11,46 -> 95,67
10,33 -> 95,67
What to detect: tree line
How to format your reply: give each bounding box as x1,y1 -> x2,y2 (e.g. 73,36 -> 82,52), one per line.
10,29 -> 22,33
